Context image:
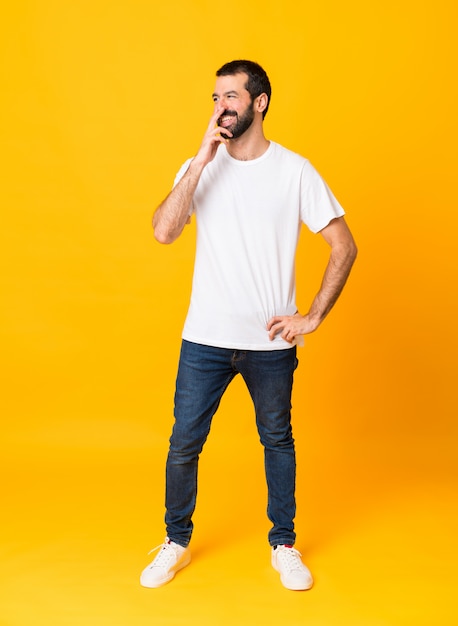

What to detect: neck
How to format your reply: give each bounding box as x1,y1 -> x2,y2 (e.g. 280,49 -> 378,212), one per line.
226,124 -> 270,161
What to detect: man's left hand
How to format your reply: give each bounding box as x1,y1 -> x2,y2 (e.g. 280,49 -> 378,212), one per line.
267,312 -> 319,343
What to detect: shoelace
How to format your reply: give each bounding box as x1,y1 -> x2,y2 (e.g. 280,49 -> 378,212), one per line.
277,546 -> 304,572
146,542 -> 176,568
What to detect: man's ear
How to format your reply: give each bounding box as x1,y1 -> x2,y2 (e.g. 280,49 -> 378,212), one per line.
256,93 -> 269,115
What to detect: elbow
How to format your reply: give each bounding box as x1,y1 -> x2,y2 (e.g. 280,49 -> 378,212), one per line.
153,227 -> 175,245
335,238 -> 358,271
153,218 -> 188,244
152,215 -> 176,244
153,226 -> 173,245
343,231 -> 358,264
346,242 -> 358,273
349,239 -> 358,263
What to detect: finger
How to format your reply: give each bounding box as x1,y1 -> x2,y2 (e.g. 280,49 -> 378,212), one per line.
201,129 -> 232,153
213,101 -> 225,115
215,125 -> 233,139
268,322 -> 284,341
208,103 -> 225,128
282,329 -> 294,343
266,316 -> 282,330
206,129 -> 232,146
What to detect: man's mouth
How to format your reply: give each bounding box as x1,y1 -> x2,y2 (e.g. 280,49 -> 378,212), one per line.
219,111 -> 237,127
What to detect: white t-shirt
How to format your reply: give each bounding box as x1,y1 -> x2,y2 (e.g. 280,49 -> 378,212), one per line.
173,141 -> 345,351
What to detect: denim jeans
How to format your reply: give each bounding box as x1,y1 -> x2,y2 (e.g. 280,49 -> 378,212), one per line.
165,339 -> 299,548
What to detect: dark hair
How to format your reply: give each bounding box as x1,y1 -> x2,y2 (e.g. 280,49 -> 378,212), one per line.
216,60 -> 271,119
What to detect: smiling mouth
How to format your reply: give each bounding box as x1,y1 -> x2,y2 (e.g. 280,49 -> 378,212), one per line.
219,113 -> 237,127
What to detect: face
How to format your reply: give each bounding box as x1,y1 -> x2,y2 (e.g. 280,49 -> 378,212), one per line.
212,73 -> 256,139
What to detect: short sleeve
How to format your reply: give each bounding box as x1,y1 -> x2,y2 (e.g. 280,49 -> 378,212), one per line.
300,161 -> 345,233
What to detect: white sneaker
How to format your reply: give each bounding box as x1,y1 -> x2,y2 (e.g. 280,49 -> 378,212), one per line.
271,544 -> 313,590
140,537 -> 191,588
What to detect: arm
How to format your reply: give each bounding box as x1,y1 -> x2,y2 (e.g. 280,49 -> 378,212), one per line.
267,216 -> 357,342
153,103 -> 232,244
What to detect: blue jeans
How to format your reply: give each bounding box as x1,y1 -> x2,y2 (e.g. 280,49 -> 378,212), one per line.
165,340 -> 298,548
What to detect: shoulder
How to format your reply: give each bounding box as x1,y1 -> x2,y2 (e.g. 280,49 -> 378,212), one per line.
271,145 -> 326,183
270,142 -> 309,167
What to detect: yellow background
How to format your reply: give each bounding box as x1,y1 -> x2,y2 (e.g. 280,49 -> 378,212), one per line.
1,1 -> 457,624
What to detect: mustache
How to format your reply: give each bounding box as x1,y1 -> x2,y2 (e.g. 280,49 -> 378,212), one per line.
218,110 -> 238,121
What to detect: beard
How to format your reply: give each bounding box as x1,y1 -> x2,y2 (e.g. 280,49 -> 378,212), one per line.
218,102 -> 255,139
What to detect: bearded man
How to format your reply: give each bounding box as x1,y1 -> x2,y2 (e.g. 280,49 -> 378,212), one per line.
140,60 -> 357,591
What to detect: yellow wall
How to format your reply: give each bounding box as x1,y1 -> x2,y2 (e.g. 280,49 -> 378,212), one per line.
2,0 -> 456,470
1,1 -> 457,624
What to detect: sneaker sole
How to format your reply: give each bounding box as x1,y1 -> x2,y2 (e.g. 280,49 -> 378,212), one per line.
279,575 -> 314,591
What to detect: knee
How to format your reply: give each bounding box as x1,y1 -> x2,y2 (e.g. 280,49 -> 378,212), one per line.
169,428 -> 208,463
257,421 -> 294,450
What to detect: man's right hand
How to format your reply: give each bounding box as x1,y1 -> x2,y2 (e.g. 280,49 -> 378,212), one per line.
192,103 -> 233,169
153,104 -> 233,244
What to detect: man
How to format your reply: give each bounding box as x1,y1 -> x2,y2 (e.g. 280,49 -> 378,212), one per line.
141,60 -> 357,591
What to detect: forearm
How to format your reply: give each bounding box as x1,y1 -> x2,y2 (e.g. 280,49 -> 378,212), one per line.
153,160 -> 204,244
306,240 -> 357,327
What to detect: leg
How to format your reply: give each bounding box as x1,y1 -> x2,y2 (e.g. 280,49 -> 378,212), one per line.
165,340 -> 236,547
237,348 -> 298,547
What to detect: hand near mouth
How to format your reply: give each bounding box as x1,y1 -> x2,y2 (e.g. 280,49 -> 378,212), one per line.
192,103 -> 234,170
